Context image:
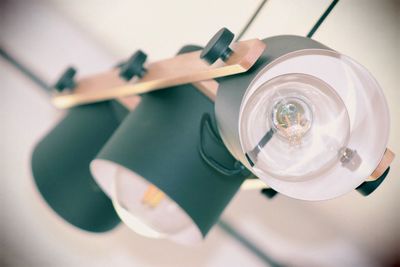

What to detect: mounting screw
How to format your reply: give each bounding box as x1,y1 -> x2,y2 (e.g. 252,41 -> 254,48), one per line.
200,27 -> 234,64
54,67 -> 76,92
119,50 -> 147,81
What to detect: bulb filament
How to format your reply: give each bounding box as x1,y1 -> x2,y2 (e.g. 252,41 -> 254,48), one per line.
142,185 -> 165,208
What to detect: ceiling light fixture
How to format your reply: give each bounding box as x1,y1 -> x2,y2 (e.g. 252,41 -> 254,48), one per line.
31,28 -> 394,244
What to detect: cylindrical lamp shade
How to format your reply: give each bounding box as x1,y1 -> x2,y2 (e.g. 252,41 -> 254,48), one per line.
216,35 -> 390,200
91,84 -> 245,244
32,101 -> 127,232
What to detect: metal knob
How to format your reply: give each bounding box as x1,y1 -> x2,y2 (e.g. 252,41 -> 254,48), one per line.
200,28 -> 234,64
119,50 -> 147,81
54,67 -> 76,92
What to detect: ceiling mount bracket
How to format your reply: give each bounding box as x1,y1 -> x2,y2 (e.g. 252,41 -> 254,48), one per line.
51,29 -> 266,109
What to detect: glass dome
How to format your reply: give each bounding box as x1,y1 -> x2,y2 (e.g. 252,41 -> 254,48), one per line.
238,49 -> 390,200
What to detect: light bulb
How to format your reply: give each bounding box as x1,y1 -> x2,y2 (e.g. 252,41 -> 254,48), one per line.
111,166 -> 201,243
240,73 -> 350,181
271,96 -> 313,146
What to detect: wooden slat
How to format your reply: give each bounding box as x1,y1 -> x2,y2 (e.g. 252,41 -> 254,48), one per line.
367,148 -> 395,181
52,39 -> 266,109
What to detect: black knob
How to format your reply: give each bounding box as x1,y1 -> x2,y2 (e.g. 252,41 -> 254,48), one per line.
261,188 -> 278,199
200,28 -> 234,64
119,50 -> 147,81
54,67 -> 76,92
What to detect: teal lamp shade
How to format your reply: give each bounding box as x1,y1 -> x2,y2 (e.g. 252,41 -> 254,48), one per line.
215,35 -> 390,201
90,45 -> 247,244
31,101 -> 127,232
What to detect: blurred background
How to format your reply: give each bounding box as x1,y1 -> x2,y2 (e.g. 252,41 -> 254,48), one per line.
1,0 -> 399,266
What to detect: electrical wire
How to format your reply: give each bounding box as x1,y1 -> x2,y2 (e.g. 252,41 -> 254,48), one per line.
218,220 -> 285,267
0,47 -> 51,92
235,0 -> 268,41
307,0 -> 339,38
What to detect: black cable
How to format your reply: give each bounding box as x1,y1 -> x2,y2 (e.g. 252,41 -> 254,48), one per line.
0,46 -> 51,92
235,0 -> 268,41
218,220 -> 285,267
307,0 -> 339,38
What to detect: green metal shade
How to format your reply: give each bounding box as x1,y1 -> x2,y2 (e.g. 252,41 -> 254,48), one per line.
93,86 -> 245,239
91,46 -> 247,241
31,101 -> 127,232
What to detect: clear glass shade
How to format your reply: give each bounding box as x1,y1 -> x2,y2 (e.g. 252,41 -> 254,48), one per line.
238,49 -> 390,200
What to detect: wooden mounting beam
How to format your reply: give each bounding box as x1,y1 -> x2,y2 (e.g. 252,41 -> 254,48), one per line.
51,39 -> 266,109
367,148 -> 395,181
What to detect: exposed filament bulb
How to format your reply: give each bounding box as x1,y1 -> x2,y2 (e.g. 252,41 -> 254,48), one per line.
141,184 -> 165,208
271,97 -> 312,146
